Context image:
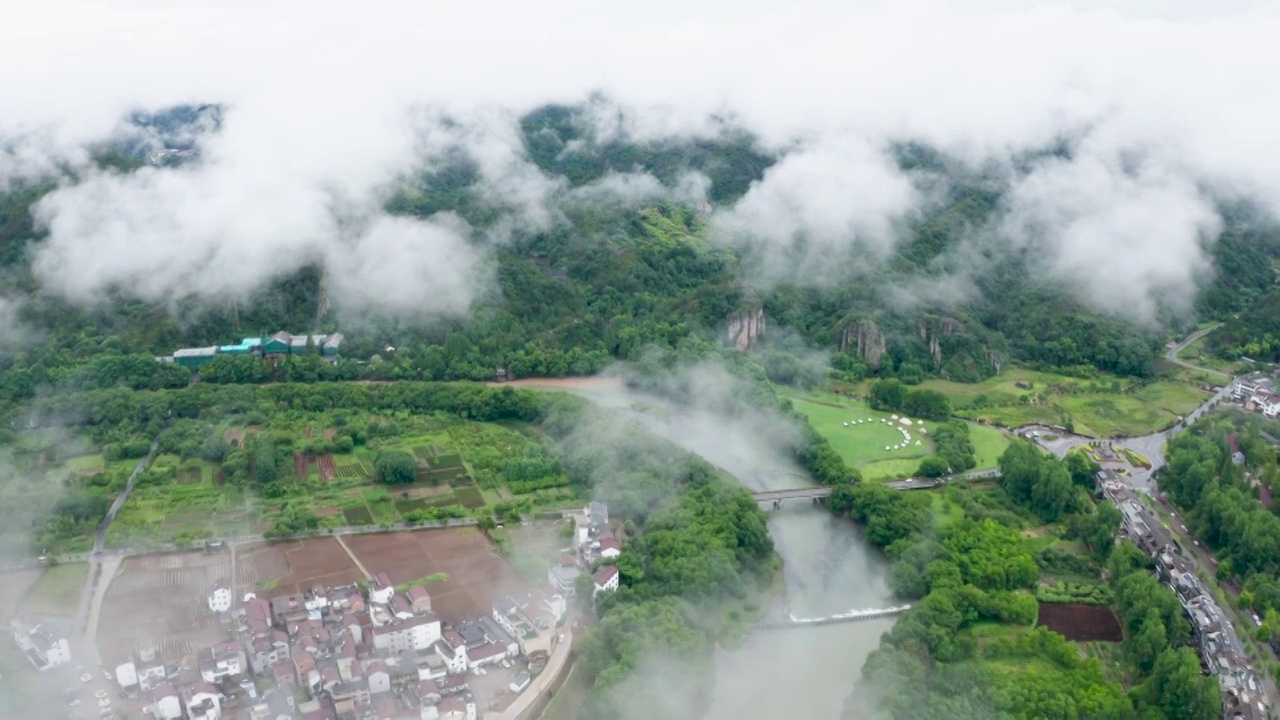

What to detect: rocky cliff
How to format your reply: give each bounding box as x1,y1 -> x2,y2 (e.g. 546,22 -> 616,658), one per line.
728,308 -> 766,350
841,320 -> 888,368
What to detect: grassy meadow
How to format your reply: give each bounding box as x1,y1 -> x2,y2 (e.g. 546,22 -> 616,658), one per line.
917,368 -> 1208,438
783,389 -> 1010,481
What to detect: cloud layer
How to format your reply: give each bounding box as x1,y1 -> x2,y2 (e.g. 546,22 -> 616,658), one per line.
2,0 -> 1278,321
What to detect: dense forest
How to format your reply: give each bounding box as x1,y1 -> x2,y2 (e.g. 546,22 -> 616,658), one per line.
3,102 -> 1279,407
832,443 -> 1220,720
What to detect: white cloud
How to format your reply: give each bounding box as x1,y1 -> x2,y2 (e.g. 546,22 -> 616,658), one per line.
323,214 -> 484,318
712,136 -> 918,284
0,0 -> 1277,320
1000,153 -> 1220,323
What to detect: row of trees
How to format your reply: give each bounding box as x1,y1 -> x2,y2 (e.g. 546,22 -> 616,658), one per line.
868,379 -> 952,419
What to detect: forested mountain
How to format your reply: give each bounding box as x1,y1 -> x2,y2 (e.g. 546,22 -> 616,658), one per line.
1,102 -> 1278,398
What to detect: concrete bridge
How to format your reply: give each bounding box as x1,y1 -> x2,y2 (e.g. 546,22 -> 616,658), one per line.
753,468 -> 1003,508
752,487 -> 834,508
755,604 -> 912,630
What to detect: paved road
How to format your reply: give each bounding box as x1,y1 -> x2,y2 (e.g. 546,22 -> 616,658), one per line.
487,626 -> 574,720
1166,323 -> 1229,378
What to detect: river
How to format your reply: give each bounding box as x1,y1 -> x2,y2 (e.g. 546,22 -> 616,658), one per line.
576,382 -> 898,720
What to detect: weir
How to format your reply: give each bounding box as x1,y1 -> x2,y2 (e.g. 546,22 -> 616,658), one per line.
754,604 -> 912,630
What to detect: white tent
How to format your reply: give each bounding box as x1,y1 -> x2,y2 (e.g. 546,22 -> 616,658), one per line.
843,422 -> 849,426
900,418 -> 913,426
915,440 -> 922,446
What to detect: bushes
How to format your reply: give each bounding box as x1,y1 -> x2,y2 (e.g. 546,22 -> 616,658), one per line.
1035,581 -> 1113,605
374,450 -> 417,485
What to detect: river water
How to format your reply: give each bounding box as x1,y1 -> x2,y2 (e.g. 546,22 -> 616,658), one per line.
577,384 -> 898,720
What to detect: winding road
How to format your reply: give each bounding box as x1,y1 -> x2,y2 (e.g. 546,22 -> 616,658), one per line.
1166,322 -> 1229,378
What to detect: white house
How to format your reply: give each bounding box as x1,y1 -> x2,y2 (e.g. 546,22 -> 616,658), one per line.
548,563 -> 581,597
371,613 -> 441,653
593,565 -> 620,596
365,660 -> 390,694
597,533 -> 621,560
198,642 -> 245,684
183,683 -> 221,720
1258,394 -> 1280,419
368,572 -> 395,605
115,661 -> 139,689
208,581 -> 232,613
152,684 -> 183,720
435,632 -> 468,673
10,617 -> 70,671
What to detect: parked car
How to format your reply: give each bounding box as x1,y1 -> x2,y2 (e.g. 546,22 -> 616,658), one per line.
69,699 -> 81,707
103,671 -> 112,681
80,673 -> 93,683
95,690 -> 108,699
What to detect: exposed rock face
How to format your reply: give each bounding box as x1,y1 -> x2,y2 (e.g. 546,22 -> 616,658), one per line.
728,308 -> 766,350
919,317 -> 963,368
841,320 -> 887,368
316,273 -> 331,318
986,349 -> 1003,374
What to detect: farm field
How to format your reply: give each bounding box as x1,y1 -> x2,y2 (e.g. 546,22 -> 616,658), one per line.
919,368 -> 1208,438
97,552 -> 230,666
99,408 -> 583,544
784,389 -> 1009,481
18,562 -> 88,616
0,569 -> 45,620
342,528 -> 528,623
1034,602 -> 1123,642
237,537 -> 362,597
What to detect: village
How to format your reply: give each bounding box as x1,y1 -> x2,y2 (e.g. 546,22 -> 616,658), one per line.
9,502 -> 622,720
1097,467 -> 1268,720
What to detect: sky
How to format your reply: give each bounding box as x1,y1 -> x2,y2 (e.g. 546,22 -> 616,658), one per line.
2,0 -> 1278,322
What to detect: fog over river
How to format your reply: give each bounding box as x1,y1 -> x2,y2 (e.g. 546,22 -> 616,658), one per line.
573,379 -> 898,719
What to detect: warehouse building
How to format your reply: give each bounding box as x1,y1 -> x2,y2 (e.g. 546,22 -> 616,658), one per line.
160,332 -> 342,370
172,346 -> 219,369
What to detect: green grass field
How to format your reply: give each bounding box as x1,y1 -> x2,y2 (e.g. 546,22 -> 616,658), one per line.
785,391 -> 931,465
20,563 -> 89,615
919,369 -> 1208,438
785,389 -> 1010,481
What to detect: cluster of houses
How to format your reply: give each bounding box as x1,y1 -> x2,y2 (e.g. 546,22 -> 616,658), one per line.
9,615 -> 71,672
1098,470 -> 1268,720
1230,374 -> 1280,419
158,331 -> 345,370
110,565 -> 579,720
547,501 -> 620,600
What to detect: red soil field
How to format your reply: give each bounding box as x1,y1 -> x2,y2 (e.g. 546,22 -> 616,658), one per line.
239,538 -> 362,598
1036,602 -> 1123,642
344,528 -> 528,624
317,455 -> 337,481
